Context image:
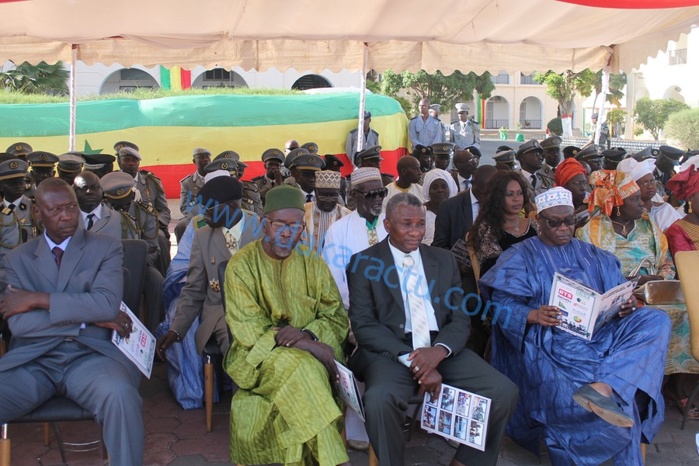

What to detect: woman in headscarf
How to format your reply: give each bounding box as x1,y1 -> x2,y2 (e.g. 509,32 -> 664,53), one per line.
554,157 -> 590,227
665,157 -> 699,255
421,168 -> 457,245
576,170 -> 675,285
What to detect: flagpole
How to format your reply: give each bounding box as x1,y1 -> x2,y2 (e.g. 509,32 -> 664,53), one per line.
69,44 -> 77,151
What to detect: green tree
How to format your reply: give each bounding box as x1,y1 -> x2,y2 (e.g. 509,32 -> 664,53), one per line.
591,71 -> 627,114
665,108 -> 699,149
606,109 -> 627,138
0,61 -> 68,95
380,70 -> 494,116
632,97 -> 689,140
534,70 -> 597,137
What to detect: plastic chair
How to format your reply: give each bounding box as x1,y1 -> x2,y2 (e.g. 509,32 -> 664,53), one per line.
675,251 -> 699,430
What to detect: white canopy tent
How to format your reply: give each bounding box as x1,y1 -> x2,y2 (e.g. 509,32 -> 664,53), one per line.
1,0 -> 698,148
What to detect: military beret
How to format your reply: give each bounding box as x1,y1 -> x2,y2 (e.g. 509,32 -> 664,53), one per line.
465,146 -> 482,158
285,148 -> 310,169
294,153 -> 326,172
192,148 -> 211,158
58,153 -> 85,173
659,145 -> 685,161
324,154 -> 344,169
631,146 -> 660,161
411,145 -> 433,158
261,148 -> 285,164
516,139 -> 543,159
215,150 -> 240,162
82,152 -> 116,170
540,136 -> 562,150
113,141 -> 139,154
118,147 -> 142,161
100,172 -> 136,199
493,150 -> 516,163
301,142 -> 318,153
6,142 -> 32,158
431,143 -> 456,156
199,176 -> 242,204
563,146 -> 581,159
26,151 -> 59,168
0,159 -> 29,180
205,158 -> 237,174
575,145 -> 602,162
356,145 -> 383,162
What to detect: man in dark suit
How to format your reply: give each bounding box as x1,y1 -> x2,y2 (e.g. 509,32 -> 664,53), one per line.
346,193 -> 518,466
0,178 -> 143,466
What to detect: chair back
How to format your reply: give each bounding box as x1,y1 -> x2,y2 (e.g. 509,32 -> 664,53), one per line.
218,259 -> 230,310
675,251 -> 699,361
121,239 -> 148,313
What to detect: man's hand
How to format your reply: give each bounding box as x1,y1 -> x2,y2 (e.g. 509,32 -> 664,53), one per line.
95,311 -> 133,338
408,346 -> 448,381
273,170 -> 284,186
618,297 -> 639,318
156,330 -> 179,361
417,368 -> 442,398
0,285 -> 49,319
295,339 -> 340,384
275,325 -> 311,348
527,305 -> 561,326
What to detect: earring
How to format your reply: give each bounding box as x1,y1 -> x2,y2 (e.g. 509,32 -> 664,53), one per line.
690,202 -> 693,214
616,206 -> 621,217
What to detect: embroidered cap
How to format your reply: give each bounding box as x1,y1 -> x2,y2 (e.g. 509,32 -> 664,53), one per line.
350,167 -> 382,187
315,170 -> 342,190
535,187 -> 574,214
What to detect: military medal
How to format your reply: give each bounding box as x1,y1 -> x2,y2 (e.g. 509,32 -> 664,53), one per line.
209,279 -> 220,292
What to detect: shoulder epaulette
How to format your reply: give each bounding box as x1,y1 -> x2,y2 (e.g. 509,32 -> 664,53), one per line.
180,174 -> 193,183
252,175 -> 265,182
410,115 -> 419,120
135,200 -> 157,215
349,128 -> 359,134
243,181 -> 259,193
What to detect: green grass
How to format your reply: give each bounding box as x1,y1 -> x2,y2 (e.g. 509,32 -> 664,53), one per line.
0,87 -> 302,104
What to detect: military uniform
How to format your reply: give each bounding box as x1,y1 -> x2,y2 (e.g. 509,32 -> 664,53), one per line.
8,195 -> 40,241
240,180 -> 263,216
253,175 -> 281,203
536,164 -> 556,192
409,115 -> 445,148
135,169 -> 170,228
179,170 -> 206,215
6,142 -> 32,159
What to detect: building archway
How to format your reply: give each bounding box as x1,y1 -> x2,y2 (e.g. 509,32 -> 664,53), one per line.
519,96 -> 543,129
191,68 -> 248,88
485,96 -> 510,129
100,68 -> 159,94
662,85 -> 685,103
291,74 -> 332,90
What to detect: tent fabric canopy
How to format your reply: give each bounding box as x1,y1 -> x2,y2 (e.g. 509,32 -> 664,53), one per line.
0,0 -> 697,73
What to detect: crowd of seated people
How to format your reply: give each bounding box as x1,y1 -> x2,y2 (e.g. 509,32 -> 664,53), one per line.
2,113 -> 699,466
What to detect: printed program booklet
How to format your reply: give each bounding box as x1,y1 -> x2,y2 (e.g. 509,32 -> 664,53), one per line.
335,361 -> 365,421
549,272 -> 635,341
420,383 -> 491,451
111,302 -> 156,378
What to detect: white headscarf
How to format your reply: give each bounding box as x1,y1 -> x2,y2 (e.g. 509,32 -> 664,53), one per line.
422,168 -> 458,201
617,158 -> 654,182
204,170 -> 231,183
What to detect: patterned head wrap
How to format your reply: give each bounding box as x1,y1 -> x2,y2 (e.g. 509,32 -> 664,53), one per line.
554,157 -> 587,188
588,170 -> 640,216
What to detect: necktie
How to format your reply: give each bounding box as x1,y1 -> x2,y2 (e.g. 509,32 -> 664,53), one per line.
52,247 -> 64,268
462,180 -> 470,191
530,174 -> 537,187
86,213 -> 95,230
224,230 -> 238,253
402,254 -> 431,350
306,193 -> 313,203
7,203 -> 15,212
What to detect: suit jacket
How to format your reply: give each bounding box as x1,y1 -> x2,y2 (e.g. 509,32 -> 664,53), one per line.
346,238 -> 470,374
0,228 -> 128,372
171,212 -> 263,354
432,189 -> 474,249
79,203 -> 139,240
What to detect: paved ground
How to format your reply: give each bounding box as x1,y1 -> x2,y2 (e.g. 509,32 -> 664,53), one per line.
6,360 -> 699,465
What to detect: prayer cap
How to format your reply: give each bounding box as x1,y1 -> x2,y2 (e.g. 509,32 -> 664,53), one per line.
264,185 -> 304,214
555,158 -> 587,188
261,148 -> 285,164
192,148 -> 211,158
57,153 -> 85,173
199,176 -> 242,204
350,167 -> 382,187
535,187 -> 574,214
101,172 -> 136,200
118,147 -> 142,161
26,151 -> 59,168
6,142 -> 32,158
0,159 -> 28,180
315,170 -> 342,190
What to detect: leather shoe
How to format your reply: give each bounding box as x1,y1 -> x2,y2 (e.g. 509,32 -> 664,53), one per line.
573,384 -> 634,428
346,439 -> 370,451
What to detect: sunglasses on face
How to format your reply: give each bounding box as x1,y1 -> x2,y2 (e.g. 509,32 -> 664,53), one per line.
354,187 -> 388,200
539,214 -> 576,228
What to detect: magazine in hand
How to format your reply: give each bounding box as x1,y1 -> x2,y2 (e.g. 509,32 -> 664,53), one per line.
111,301 -> 156,378
335,361 -> 365,421
420,383 -> 491,452
549,272 -> 635,341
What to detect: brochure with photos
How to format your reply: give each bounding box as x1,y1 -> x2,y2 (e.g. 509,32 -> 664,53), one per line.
420,383 -> 491,451
549,272 -> 635,341
335,361 -> 365,421
111,301 -> 156,379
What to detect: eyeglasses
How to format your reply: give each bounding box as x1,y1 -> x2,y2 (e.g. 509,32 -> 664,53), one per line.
265,218 -> 306,232
354,187 -> 388,200
538,214 -> 576,228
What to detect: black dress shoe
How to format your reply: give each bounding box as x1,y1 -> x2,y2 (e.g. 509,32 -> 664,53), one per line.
573,384 -> 634,428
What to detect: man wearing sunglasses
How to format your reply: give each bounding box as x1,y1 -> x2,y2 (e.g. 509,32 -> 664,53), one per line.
480,187 -> 670,466
224,185 -> 351,466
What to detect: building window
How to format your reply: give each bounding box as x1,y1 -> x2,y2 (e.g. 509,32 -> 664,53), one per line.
204,68 -> 232,80
520,73 -> 539,85
291,74 -> 332,90
491,72 -> 510,85
119,68 -> 152,81
669,49 -> 688,66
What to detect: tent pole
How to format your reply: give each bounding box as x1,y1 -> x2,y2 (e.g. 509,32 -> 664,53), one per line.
355,42 -> 369,162
69,44 -> 77,151
594,66 -> 610,146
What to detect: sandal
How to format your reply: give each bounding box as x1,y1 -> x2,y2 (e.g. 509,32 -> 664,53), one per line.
677,398 -> 699,420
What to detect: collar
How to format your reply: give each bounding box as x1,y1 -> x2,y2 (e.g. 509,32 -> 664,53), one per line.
387,238 -> 422,270
365,215 -> 379,230
44,231 -> 71,251
521,168 -> 533,179
457,174 -> 471,186
82,203 -> 103,220
193,171 -> 205,184
470,189 -> 479,205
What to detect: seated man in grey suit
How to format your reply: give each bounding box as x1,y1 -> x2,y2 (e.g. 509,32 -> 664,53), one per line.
346,192 -> 518,466
0,178 -> 143,466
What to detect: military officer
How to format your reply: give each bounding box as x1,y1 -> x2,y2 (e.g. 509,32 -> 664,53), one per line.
0,159 -> 32,262
536,136 -> 562,191
301,142 -> 319,154
575,145 -> 603,173
212,150 -> 263,215
253,148 -> 286,204
449,103 -> 480,149
602,147 -> 627,170
429,103 -> 450,142
82,152 -> 116,178
409,98 -> 446,148
57,152 -> 84,186
26,151 -> 59,196
493,148 -> 516,171
284,152 -> 326,203
516,139 -> 547,198
563,146 -> 581,160
431,142 -> 456,171
101,171 -> 165,332
346,111 -> 380,167
179,148 -> 211,215
283,147 -> 310,190
631,146 -> 660,162
6,142 -> 32,160
115,142 -> 171,236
